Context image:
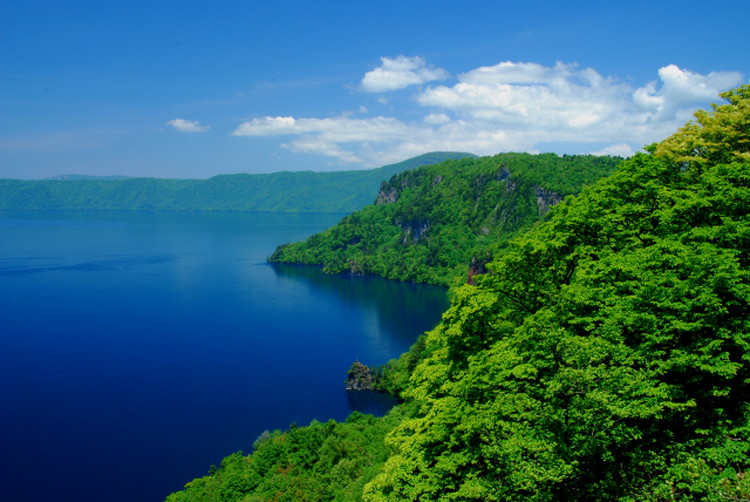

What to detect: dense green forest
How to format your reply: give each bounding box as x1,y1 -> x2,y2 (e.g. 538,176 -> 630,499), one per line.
167,85 -> 750,501
165,408 -> 413,502
0,152 -> 472,214
270,153 -> 621,286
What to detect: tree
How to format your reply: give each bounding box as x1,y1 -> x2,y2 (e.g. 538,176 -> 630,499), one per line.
364,86 -> 750,501
654,84 -> 750,167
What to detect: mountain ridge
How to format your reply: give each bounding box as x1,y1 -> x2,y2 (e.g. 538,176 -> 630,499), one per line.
0,152 -> 475,214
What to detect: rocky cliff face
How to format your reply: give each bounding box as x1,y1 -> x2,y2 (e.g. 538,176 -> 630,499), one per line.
534,186 -> 563,215
345,361 -> 375,391
375,184 -> 398,205
400,220 -> 430,244
466,256 -> 490,285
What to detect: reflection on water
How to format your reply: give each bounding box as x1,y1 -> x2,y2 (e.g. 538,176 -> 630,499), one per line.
270,263 -> 449,351
0,211 -> 449,502
346,389 -> 400,416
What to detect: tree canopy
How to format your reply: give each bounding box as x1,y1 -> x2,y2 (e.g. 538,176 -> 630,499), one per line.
365,85 -> 750,501
270,153 -> 621,286
167,85 -> 750,501
654,85 -> 750,167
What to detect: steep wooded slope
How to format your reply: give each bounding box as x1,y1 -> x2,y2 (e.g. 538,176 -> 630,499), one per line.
167,86 -> 750,502
270,153 -> 621,286
364,84 -> 750,501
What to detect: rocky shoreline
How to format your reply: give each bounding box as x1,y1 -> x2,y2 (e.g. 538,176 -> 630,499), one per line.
345,361 -> 375,391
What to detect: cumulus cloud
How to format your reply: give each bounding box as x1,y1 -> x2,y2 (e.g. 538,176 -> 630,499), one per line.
633,64 -> 743,119
419,61 -> 743,141
232,116 -> 409,141
361,55 -> 449,92
233,59 -> 744,166
418,62 -> 632,133
590,143 -> 637,158
232,115 -> 412,163
166,118 -> 210,132
424,113 -> 451,125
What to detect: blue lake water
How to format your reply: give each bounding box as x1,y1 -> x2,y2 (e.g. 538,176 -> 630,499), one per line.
0,211 -> 449,502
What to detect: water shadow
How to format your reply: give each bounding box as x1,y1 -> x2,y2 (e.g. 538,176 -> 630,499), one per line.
269,262 -> 449,343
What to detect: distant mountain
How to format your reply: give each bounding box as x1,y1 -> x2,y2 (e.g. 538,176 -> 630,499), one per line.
0,152 -> 475,213
45,174 -> 133,181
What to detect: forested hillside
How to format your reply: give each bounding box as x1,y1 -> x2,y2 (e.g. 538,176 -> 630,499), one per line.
167,85 -> 750,501
0,152 -> 472,214
270,153 -> 621,286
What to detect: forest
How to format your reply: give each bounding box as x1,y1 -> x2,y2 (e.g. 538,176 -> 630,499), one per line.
270,152 -> 621,286
167,85 -> 750,501
0,152 -> 471,214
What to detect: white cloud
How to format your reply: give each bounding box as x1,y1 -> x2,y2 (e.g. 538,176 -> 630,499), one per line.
460,61 -> 572,85
232,115 -> 412,164
232,59 -> 744,166
417,61 -> 743,146
590,143 -> 636,158
418,62 -> 632,132
360,55 -> 449,92
424,113 -> 451,125
633,64 -> 743,119
232,116 -> 408,141
232,116 -> 298,135
166,118 -> 210,132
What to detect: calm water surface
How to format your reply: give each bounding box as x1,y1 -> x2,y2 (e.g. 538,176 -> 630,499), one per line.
0,211 -> 448,502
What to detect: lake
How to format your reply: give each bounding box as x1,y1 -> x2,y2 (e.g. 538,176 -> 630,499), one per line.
0,210 -> 449,502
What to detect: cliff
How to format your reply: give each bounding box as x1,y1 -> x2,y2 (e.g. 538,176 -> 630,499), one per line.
167,85 -> 750,502
270,152 -> 621,286
345,361 -> 375,391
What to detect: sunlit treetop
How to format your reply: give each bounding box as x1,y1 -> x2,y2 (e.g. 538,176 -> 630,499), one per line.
654,84 -> 750,166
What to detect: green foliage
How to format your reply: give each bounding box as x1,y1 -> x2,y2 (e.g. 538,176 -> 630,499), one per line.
363,108 -> 750,499
169,87 -> 750,502
0,152 -> 474,214
371,335 -> 430,398
165,407 -> 414,502
270,153 -> 621,286
655,84 -> 750,167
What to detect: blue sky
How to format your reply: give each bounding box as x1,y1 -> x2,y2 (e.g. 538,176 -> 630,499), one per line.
1,0 -> 748,179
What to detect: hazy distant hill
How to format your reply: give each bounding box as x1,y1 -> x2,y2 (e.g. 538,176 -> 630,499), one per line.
0,152 -> 475,213
45,174 -> 133,181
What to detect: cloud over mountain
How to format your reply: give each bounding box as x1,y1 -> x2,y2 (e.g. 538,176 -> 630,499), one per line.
233,59 -> 745,166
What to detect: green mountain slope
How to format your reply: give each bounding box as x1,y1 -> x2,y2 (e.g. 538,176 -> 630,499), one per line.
0,152 -> 474,214
270,153 -> 621,286
166,85 -> 750,502
365,85 -> 750,502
